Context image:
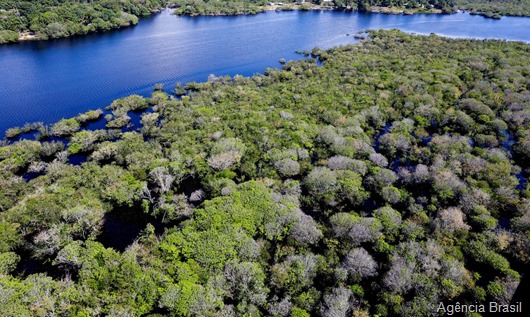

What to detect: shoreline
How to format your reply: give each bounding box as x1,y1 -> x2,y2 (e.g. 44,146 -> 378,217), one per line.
10,6 -> 426,43
4,29 -> 530,138
171,4 -> 445,16
9,8 -> 164,43
2,8 -> 529,134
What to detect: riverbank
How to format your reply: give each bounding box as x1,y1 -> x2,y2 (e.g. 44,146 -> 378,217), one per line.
3,9 -> 530,133
455,0 -> 530,19
0,0 -> 165,44
17,32 -> 39,42
367,5 -> 442,15
10,8 -> 168,43
169,0 -> 530,19
264,3 -> 334,12
171,4 -> 446,17
11,5 -> 439,43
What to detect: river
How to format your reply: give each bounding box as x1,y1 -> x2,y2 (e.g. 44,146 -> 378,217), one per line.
1,9 -> 530,134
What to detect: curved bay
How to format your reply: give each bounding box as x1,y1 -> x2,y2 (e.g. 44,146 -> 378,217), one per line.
1,10 -> 529,133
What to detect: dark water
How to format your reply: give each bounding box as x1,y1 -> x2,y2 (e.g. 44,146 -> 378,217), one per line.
1,10 -> 530,134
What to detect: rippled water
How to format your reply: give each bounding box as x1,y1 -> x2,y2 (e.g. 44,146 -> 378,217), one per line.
1,10 -> 529,133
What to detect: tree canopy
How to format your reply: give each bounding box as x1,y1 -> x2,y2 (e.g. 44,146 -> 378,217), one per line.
0,0 -> 165,43
1,30 -> 529,316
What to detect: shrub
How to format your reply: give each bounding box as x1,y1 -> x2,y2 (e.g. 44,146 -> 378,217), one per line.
51,118 -> 80,136
0,30 -> 19,44
304,167 -> 337,202
275,158 -> 301,177
342,247 -> 378,281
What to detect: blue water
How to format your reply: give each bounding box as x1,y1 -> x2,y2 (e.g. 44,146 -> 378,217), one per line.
1,10 -> 530,134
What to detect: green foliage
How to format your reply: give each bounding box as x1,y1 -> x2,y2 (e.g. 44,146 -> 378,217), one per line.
374,206 -> 402,237
1,30 -> 530,316
0,222 -> 23,252
464,237 -> 512,274
486,280 -> 504,297
51,118 -> 80,136
455,0 -> 530,18
0,252 -> 20,274
68,130 -> 104,154
169,0 -> 267,16
0,140 -> 41,173
0,0 -> 524,45
0,0 -> 165,41
0,29 -> 18,43
76,109 -> 103,123
290,306 -> 310,317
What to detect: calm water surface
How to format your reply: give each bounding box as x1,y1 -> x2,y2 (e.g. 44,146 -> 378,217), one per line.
1,10 -> 529,133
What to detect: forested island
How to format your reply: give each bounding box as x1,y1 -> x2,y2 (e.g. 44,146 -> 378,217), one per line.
2,0 -> 530,44
0,30 -> 529,316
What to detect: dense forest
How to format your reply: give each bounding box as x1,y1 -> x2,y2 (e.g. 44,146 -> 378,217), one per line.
1,30 -> 529,316
169,0 -> 268,16
455,0 -> 530,19
0,0 -> 165,43
168,0 -> 456,17
167,0 -> 530,18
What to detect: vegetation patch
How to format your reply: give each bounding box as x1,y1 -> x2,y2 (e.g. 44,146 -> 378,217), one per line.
0,0 -> 166,43
0,30 -> 529,316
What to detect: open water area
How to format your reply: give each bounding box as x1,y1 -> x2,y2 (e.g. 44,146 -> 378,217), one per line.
1,9 -> 530,133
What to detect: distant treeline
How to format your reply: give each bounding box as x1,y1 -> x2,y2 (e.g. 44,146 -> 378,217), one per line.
1,0 -> 527,44
168,0 -> 530,18
344,0 -> 455,11
0,0 -> 165,43
169,0 -> 268,16
169,0 -> 456,16
455,0 -> 530,19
